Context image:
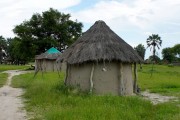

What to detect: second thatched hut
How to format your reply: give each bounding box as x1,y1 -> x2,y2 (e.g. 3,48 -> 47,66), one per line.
35,47 -> 61,72
57,20 -> 143,95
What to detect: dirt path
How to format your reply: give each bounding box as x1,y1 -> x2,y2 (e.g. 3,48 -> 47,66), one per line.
0,70 -> 30,120
141,90 -> 178,105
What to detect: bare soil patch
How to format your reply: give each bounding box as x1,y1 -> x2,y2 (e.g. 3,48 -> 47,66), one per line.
141,90 -> 178,105
0,70 -> 30,120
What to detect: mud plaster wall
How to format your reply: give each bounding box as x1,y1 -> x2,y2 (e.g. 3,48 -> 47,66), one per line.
35,59 -> 60,71
66,62 -> 134,95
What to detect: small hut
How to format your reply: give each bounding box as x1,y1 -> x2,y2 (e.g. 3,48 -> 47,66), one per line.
57,20 -> 143,95
35,47 -> 61,72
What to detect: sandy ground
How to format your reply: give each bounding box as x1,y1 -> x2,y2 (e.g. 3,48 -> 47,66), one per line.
0,70 -> 30,120
141,90 -> 178,105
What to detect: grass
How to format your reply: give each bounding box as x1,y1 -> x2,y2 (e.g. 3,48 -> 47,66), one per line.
138,64 -> 180,97
0,64 -> 29,87
0,64 -> 29,72
0,73 -> 8,87
11,65 -> 180,120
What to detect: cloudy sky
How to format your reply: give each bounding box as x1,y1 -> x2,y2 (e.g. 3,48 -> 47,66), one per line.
0,0 -> 180,58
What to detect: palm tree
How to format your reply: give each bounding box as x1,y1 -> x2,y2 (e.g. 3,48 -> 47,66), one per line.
146,34 -> 162,62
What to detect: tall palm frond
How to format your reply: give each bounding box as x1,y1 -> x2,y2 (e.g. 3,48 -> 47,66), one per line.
146,34 -> 162,58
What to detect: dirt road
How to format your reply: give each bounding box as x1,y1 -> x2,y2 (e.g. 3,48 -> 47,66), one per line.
0,70 -> 29,120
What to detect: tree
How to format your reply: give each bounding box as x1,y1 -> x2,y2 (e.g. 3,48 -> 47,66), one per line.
8,37 -> 36,64
146,34 -> 162,61
0,36 -> 7,50
0,36 -> 7,63
172,44 -> 180,58
12,8 -> 83,62
146,34 -> 162,77
162,47 -> 175,63
148,55 -> 161,63
0,47 -> 2,63
134,44 -> 146,60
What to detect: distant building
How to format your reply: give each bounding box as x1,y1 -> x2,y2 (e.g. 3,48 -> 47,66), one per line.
35,47 -> 61,72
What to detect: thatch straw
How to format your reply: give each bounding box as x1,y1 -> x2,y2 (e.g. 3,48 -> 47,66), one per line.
35,53 -> 61,60
57,20 -> 143,64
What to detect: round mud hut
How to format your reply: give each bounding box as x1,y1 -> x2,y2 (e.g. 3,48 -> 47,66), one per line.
57,20 -> 143,95
35,47 -> 61,72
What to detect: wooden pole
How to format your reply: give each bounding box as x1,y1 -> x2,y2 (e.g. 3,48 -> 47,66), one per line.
119,63 -> 124,95
33,69 -> 39,78
55,62 -> 61,78
33,60 -> 39,78
133,63 -> 137,93
42,60 -> 45,72
90,63 -> 94,93
64,64 -> 69,85
68,65 -> 71,84
41,60 -> 44,78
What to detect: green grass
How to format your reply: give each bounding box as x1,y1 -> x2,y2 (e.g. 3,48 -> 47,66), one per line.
0,64 -> 29,72
0,64 -> 29,87
138,64 -> 180,97
11,66 -> 180,120
0,73 -> 8,87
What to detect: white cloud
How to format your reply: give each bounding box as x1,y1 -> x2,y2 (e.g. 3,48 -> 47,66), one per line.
72,0 -> 180,30
0,0 -> 179,58
163,21 -> 180,26
71,0 -> 180,59
0,0 -> 81,37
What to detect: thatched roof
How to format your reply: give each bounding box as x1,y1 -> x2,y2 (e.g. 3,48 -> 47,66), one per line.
35,47 -> 61,60
57,20 -> 143,64
35,53 -> 61,60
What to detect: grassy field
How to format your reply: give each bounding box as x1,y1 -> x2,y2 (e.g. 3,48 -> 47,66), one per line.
0,73 -> 8,87
138,64 -> 180,97
11,64 -> 180,120
0,64 -> 29,87
0,64 -> 29,72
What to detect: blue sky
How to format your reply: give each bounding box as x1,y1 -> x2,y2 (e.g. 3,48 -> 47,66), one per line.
0,0 -> 180,59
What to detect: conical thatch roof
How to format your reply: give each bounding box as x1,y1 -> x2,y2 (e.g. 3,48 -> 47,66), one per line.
35,47 -> 61,60
57,20 -> 143,64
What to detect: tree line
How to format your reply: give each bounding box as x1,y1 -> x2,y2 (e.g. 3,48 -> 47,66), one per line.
162,44 -> 180,63
0,8 -> 83,64
134,34 -> 179,64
